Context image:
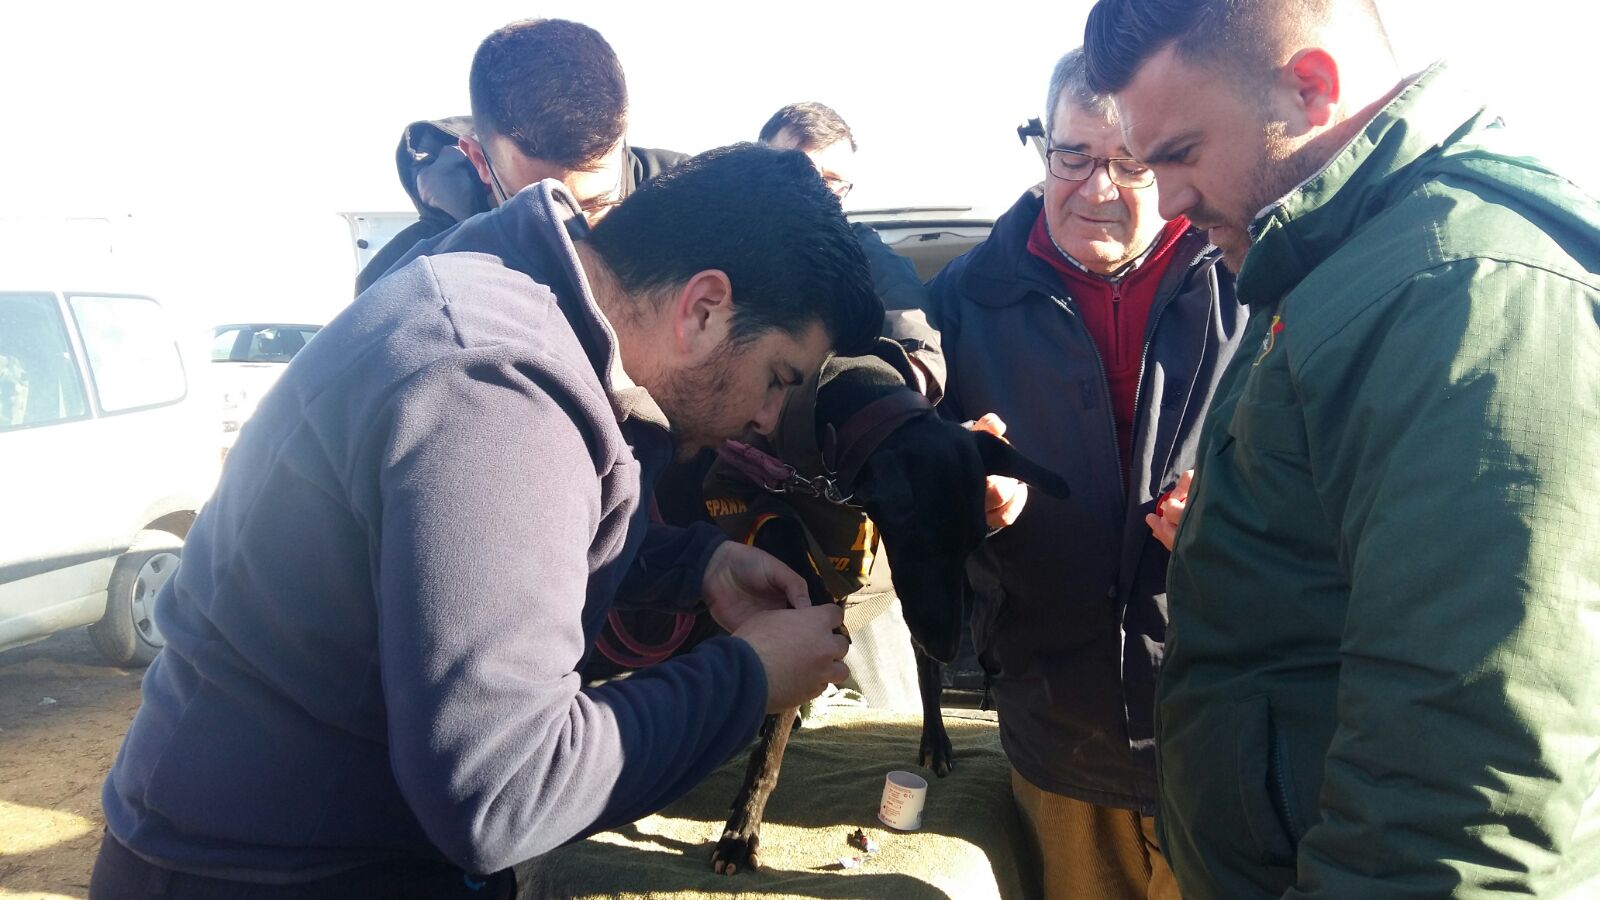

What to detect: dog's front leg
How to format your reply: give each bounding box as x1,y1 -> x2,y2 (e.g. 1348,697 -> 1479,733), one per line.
710,514 -> 836,873
915,647 -> 954,776
711,706 -> 799,874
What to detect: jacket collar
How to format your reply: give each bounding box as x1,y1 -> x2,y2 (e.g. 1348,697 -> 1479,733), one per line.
1238,61 -> 1495,306
492,182 -> 670,431
961,185 -> 1217,310
959,187 -> 1070,307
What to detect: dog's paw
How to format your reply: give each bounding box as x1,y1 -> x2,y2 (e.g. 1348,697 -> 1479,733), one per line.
711,828 -> 761,875
920,728 -> 955,777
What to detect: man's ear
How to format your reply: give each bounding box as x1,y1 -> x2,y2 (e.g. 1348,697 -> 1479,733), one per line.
1287,48 -> 1341,129
458,136 -> 493,189
670,269 -> 734,361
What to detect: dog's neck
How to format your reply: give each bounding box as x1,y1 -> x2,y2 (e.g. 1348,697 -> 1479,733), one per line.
812,356 -> 931,492
812,355 -> 912,437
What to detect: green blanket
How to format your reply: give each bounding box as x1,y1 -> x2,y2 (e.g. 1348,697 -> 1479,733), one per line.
520,708 -> 1030,899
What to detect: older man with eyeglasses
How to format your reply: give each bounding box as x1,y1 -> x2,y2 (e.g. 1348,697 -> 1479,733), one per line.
920,47 -> 1247,900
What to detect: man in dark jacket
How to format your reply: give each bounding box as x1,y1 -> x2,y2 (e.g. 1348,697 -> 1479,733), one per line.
923,49 -> 1245,899
93,146 -> 882,898
354,19 -> 687,295
1084,1 -> 1600,897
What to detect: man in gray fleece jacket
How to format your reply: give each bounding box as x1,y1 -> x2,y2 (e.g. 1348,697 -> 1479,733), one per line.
93,145 -> 882,898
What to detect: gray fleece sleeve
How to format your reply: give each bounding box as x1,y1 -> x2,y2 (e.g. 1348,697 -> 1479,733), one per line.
373,352 -> 766,874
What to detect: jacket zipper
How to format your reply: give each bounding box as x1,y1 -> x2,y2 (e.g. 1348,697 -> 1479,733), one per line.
1130,244 -> 1214,491
1110,282 -> 1124,368
1051,240 -> 1212,507
1271,730 -> 1301,842
1049,294 -> 1125,499
1145,246 -> 1219,755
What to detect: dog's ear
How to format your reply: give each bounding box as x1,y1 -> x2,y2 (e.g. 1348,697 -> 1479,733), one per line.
972,430 -> 1070,498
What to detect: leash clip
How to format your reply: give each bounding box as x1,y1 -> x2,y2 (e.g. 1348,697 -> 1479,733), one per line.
718,439 -> 854,506
777,467 -> 853,505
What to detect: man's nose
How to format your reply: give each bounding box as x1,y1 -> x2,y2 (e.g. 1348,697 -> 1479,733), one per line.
751,391 -> 785,436
1155,175 -> 1197,221
1078,164 -> 1121,205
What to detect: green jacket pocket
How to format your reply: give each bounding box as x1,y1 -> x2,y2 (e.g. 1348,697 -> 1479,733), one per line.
1235,695 -> 1302,866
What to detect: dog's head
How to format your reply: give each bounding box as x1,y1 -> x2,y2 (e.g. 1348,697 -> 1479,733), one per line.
853,414 -> 1069,663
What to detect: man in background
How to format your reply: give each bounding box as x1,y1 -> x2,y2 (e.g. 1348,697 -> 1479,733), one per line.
758,101 -> 945,400
355,18 -> 685,294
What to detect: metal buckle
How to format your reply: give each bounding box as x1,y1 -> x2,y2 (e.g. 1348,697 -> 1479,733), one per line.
768,465 -> 853,505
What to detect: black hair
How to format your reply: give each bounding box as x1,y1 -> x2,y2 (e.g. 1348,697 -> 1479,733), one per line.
468,19 -> 628,169
586,143 -> 882,356
757,102 -> 858,152
1082,0 -> 1391,95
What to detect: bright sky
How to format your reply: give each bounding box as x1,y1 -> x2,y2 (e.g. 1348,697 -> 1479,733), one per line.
3,1 -> 1595,329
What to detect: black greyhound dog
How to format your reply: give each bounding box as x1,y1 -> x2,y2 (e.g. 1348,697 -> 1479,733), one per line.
589,345 -> 1069,874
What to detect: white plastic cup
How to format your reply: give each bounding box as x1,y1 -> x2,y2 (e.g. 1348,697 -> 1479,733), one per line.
877,770 -> 928,831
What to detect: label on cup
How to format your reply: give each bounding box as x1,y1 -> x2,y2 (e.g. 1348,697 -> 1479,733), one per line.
877,770 -> 928,831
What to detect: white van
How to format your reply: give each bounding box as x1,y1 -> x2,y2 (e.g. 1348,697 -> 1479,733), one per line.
0,289 -> 218,665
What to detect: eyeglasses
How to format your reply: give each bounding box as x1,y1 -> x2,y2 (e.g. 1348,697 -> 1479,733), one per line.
1046,148 -> 1155,190
822,174 -> 853,201
480,142 -> 512,205
576,181 -> 625,218
476,134 -> 626,219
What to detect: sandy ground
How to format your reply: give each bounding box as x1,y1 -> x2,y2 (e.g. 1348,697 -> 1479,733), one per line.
0,630 -> 144,899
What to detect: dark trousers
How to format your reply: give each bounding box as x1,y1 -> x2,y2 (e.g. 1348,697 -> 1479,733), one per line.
90,832 -> 515,899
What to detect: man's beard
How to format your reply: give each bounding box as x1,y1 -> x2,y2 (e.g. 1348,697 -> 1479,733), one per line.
1247,121 -> 1328,225
652,342 -> 739,461
1210,122 -> 1330,272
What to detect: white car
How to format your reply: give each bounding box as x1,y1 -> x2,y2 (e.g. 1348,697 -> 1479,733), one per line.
211,322 -> 321,459
0,290 -> 218,665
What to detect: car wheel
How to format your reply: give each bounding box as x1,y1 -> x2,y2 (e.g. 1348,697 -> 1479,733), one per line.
88,530 -> 184,667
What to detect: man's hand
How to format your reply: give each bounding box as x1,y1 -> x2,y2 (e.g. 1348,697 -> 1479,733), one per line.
701,541 -> 810,633
968,413 -> 1029,530
1145,469 -> 1194,551
734,604 -> 850,712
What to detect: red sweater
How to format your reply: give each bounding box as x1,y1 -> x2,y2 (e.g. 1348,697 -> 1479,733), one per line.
1026,213 -> 1190,467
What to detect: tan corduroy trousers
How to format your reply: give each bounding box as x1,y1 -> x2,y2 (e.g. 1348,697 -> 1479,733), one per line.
1011,769 -> 1182,900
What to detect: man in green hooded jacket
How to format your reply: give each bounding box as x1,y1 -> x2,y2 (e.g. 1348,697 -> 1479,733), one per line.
1083,1 -> 1600,897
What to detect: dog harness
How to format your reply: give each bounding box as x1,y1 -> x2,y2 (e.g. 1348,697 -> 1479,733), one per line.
595,339 -> 933,670
704,338 -> 932,601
